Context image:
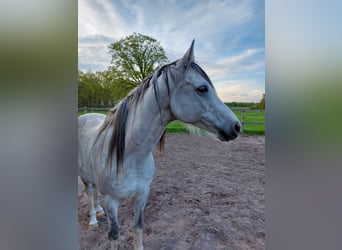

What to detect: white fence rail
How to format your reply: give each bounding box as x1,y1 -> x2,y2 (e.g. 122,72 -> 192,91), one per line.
232,109 -> 265,132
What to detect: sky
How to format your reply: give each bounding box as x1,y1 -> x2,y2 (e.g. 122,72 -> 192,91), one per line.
78,0 -> 264,102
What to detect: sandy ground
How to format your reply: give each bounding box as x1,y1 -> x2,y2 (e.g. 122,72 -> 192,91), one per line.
78,134 -> 265,249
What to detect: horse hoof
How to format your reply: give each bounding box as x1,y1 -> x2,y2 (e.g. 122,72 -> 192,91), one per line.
96,210 -> 105,217
88,223 -> 98,230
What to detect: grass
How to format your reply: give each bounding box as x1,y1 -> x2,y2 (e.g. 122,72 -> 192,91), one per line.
78,109 -> 265,135
165,121 -> 188,133
234,110 -> 265,135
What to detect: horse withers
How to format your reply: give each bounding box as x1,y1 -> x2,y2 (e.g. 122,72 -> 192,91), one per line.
78,40 -> 240,250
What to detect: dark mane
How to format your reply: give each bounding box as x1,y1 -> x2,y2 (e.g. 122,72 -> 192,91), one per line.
96,62 -> 175,175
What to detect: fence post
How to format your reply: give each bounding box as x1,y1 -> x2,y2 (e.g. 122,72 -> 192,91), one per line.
84,107 -> 87,113
241,109 -> 245,133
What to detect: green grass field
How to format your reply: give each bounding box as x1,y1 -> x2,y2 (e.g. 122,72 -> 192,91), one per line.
78,109 -> 265,135
165,120 -> 188,133
165,110 -> 265,135
234,110 -> 265,135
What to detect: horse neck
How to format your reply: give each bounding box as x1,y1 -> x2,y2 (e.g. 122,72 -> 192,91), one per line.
125,78 -> 173,156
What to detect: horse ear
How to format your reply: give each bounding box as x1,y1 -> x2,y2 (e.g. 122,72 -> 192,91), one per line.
178,39 -> 195,70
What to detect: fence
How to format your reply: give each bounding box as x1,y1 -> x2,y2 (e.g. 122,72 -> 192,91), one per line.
232,109 -> 265,133
78,107 -> 265,134
78,107 -> 112,113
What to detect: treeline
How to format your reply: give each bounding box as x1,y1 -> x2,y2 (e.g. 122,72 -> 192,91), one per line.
79,70 -> 113,108
225,102 -> 257,108
79,68 -> 266,109
227,94 -> 265,109
78,69 -> 139,108
79,70 -> 266,109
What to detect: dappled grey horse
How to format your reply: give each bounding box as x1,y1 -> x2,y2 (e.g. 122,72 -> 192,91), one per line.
78,40 -> 241,250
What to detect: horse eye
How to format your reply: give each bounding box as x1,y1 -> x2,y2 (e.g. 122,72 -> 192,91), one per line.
196,86 -> 208,94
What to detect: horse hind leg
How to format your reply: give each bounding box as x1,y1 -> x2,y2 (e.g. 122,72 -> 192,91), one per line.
81,179 -> 98,228
104,195 -> 120,250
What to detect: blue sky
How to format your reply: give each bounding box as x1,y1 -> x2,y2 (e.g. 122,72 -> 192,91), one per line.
78,0 -> 264,102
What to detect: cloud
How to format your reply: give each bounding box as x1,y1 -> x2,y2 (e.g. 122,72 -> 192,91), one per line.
78,34 -> 114,71
198,48 -> 264,82
78,0 -> 128,38
216,80 -> 265,103
195,48 -> 264,102
78,0 -> 258,69
78,0 -> 264,102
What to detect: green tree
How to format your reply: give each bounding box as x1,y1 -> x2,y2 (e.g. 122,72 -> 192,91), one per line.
78,70 -> 106,108
78,71 -> 94,107
100,70 -> 116,106
258,93 -> 265,109
108,33 -> 168,93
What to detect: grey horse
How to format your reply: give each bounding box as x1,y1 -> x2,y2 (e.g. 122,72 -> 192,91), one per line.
78,40 -> 241,250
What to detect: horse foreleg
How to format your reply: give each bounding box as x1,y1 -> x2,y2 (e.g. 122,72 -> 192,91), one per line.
93,185 -> 104,217
133,191 -> 149,250
104,195 -> 120,250
82,180 -> 98,228
111,240 -> 118,250
134,227 -> 143,250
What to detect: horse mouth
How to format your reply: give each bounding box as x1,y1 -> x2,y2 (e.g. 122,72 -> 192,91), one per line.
218,129 -> 238,141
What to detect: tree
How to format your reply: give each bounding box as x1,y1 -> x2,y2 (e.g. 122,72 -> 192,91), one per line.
78,71 -> 95,107
108,33 -> 168,91
78,70 -> 113,108
258,93 -> 265,109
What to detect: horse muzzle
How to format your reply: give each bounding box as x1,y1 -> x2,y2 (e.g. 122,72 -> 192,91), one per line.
218,122 -> 241,141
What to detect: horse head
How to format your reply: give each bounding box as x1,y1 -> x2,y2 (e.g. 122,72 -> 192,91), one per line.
169,40 -> 241,141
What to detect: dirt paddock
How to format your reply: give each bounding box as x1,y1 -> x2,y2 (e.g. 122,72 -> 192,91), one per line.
78,134 -> 265,249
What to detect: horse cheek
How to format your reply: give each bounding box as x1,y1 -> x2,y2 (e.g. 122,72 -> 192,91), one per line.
171,92 -> 201,123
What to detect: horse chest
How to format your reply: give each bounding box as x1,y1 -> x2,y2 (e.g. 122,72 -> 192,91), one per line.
98,163 -> 155,201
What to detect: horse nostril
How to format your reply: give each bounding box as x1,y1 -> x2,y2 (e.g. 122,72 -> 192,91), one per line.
234,123 -> 241,133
